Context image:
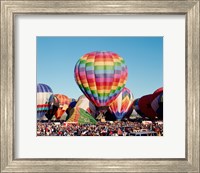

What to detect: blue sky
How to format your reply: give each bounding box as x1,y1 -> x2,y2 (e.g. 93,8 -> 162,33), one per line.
37,37 -> 163,99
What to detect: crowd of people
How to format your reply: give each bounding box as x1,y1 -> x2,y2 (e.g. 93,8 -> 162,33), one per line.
37,120 -> 163,136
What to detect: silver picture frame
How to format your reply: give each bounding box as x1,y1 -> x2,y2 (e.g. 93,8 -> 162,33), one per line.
0,0 -> 199,172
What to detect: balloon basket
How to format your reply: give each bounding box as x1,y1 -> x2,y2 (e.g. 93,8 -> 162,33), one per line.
101,118 -> 106,122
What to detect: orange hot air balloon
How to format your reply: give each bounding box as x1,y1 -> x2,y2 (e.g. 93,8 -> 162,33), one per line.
54,94 -> 70,119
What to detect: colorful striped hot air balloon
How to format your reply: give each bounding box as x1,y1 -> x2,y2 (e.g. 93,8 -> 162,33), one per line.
109,87 -> 134,120
74,51 -> 128,109
54,94 -> 70,119
37,83 -> 53,119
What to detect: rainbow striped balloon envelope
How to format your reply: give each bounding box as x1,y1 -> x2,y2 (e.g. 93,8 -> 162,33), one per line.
109,87 -> 134,120
74,51 -> 128,108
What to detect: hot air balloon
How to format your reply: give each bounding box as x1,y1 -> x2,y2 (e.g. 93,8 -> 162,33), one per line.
133,98 -> 148,119
54,94 -> 70,119
109,87 -> 134,120
45,94 -> 59,120
66,98 -> 77,116
153,87 -> 163,94
74,51 -> 128,110
133,99 -> 141,114
151,92 -> 163,120
138,87 -> 163,120
67,107 -> 97,125
37,83 -> 53,119
68,95 -> 96,118
77,95 -> 86,102
138,94 -> 157,120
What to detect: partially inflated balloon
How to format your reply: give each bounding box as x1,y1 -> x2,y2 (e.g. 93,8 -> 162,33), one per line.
67,107 -> 97,125
69,95 -> 96,118
74,51 -> 128,108
151,92 -> 163,119
54,94 -> 70,119
77,95 -> 86,102
133,99 -> 140,114
66,98 -> 77,116
153,87 -> 163,94
138,87 -> 163,120
133,98 -> 147,118
109,87 -> 134,120
69,100 -> 77,108
45,94 -> 59,120
78,95 -> 96,117
37,83 -> 53,119
138,94 -> 157,120
132,87 -> 163,120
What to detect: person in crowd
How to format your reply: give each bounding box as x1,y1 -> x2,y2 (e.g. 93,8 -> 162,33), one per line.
37,120 -> 163,136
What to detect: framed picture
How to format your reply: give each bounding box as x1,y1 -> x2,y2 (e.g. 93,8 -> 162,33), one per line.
1,0 -> 199,172
36,36 -> 163,135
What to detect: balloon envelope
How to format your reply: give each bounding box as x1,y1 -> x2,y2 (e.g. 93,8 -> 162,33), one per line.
45,94 -> 59,120
138,94 -> 157,120
74,51 -> 128,108
54,94 -> 70,119
77,95 -> 86,102
69,95 -> 96,118
153,87 -> 163,94
138,87 -> 163,120
109,87 -> 134,120
151,92 -> 163,119
133,98 -> 148,117
66,99 -> 77,117
67,107 -> 97,125
132,87 -> 163,120
37,83 -> 53,119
